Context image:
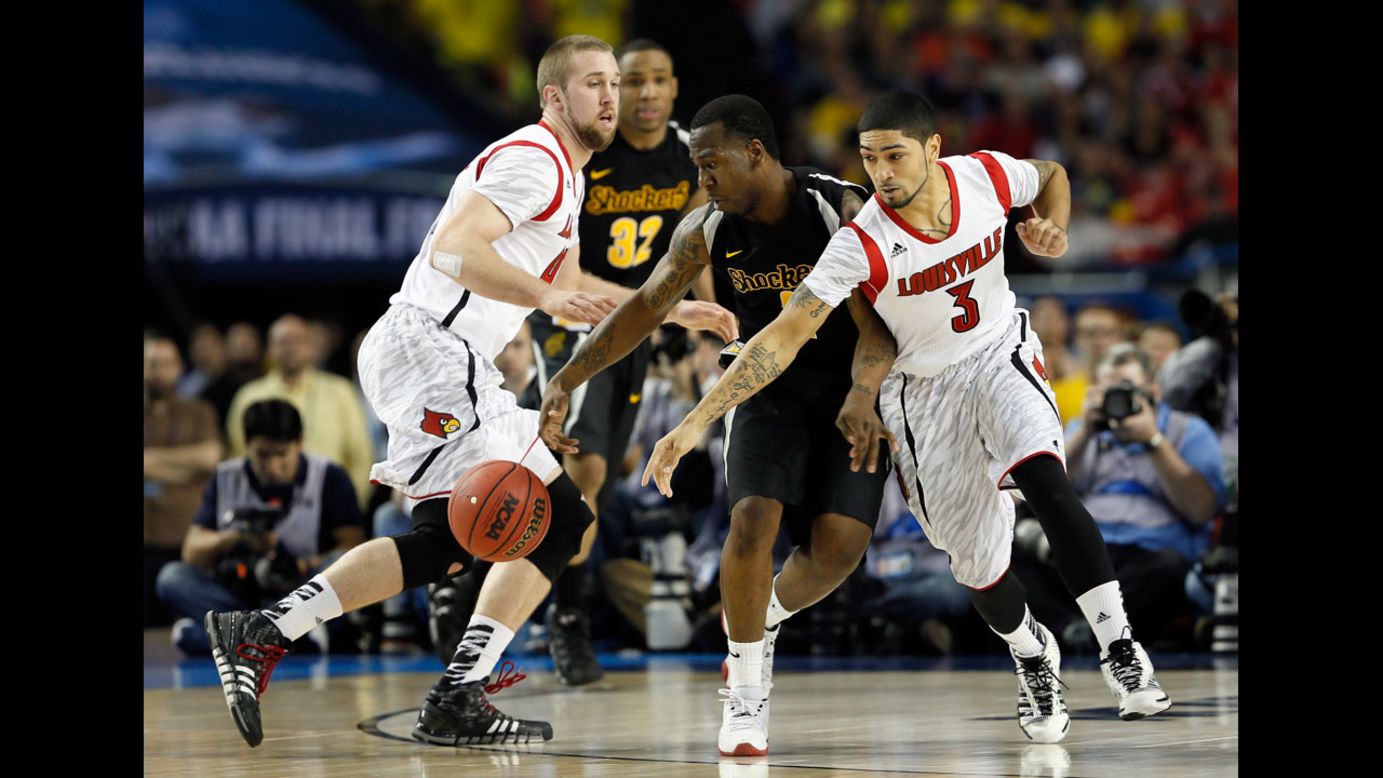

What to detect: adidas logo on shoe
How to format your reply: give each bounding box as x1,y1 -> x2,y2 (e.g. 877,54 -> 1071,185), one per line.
890,243 -> 906,258
1096,612 -> 1111,624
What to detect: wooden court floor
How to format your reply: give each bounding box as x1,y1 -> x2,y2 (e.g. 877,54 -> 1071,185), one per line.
145,640 -> 1237,777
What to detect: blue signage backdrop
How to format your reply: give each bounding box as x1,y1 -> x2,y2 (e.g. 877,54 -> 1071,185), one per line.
144,0 -> 485,275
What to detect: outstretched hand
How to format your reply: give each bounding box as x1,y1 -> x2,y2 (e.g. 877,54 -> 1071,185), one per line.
641,424 -> 700,497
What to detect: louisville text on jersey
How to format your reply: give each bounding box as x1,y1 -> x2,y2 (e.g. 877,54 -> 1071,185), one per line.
726,263 -> 817,295
895,227 -> 1004,298
585,181 -> 692,216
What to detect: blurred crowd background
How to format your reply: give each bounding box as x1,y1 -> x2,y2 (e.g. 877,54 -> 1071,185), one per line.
145,0 -> 1238,660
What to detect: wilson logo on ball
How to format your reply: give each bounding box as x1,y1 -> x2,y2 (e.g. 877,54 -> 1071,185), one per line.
485,493 -> 521,540
503,497 -> 548,558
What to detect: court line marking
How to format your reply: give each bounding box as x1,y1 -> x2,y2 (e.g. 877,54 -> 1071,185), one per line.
1125,736 -> 1239,749
358,706 -> 1107,777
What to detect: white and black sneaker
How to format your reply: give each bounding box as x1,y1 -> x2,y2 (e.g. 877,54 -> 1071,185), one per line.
412,679 -> 553,746
1011,623 -> 1070,743
718,687 -> 769,756
1100,638 -> 1171,720
205,610 -> 293,748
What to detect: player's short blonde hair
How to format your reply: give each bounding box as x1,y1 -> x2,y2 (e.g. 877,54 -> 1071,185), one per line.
536,35 -> 614,108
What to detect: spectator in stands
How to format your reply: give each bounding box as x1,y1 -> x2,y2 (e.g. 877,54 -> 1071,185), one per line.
1016,344 -> 1224,651
225,314 -> 374,508
200,321 -> 265,427
145,334 -> 222,626
1138,321 -> 1183,374
177,323 -> 226,401
1029,296 -> 1085,423
1073,303 -> 1132,376
157,400 -> 365,655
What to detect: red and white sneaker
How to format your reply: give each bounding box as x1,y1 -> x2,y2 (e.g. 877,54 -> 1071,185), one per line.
718,687 -> 769,756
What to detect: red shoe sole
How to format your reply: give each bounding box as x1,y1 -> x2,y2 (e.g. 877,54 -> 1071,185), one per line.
719,743 -> 768,757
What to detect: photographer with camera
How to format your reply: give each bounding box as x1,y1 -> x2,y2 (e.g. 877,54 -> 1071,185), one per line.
1022,343 -> 1224,649
157,399 -> 365,655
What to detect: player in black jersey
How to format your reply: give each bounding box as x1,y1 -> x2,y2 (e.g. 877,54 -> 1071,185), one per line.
539,95 -> 898,756
427,39 -> 735,687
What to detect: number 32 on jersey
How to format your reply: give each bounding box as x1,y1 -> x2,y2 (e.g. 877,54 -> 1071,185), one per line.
607,215 -> 664,269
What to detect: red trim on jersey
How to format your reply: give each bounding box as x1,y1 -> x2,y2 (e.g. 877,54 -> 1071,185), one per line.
965,564 -> 1012,592
874,160 -> 960,244
969,152 -> 1012,214
845,222 -> 888,303
997,450 -> 1065,490
537,120 -> 575,173
475,140 -> 565,222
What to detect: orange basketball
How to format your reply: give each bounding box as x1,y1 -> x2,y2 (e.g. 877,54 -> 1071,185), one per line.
448,460 -> 551,562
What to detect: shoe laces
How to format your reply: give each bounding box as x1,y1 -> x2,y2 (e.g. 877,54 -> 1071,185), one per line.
1016,656 -> 1067,713
236,643 -> 289,696
483,659 -> 529,695
1102,645 -> 1146,691
719,689 -> 766,727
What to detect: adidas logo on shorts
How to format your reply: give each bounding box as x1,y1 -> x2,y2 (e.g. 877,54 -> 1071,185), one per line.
890,243 -> 906,258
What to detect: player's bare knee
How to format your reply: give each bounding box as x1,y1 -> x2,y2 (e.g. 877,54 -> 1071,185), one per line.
726,497 -> 782,558
811,515 -> 872,571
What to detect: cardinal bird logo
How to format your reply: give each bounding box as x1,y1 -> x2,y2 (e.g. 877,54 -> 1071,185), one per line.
421,408 -> 462,439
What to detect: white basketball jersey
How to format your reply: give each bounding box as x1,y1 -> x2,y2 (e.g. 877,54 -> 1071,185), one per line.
390,120 -> 584,361
802,151 -> 1040,378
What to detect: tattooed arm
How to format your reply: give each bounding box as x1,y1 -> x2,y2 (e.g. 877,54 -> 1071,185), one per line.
1018,159 -> 1071,257
641,285 -> 833,495
540,207 -> 732,452
844,288 -> 896,397
834,289 -> 900,472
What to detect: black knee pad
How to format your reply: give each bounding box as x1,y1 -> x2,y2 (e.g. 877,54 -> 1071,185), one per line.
392,498 -> 475,590
522,472 -> 595,583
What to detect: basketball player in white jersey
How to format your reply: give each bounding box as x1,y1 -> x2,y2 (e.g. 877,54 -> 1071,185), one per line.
202,35 -> 734,750
642,90 -> 1171,744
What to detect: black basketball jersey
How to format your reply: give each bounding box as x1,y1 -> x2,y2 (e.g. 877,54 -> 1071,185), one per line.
579,123 -> 699,288
703,167 -> 869,381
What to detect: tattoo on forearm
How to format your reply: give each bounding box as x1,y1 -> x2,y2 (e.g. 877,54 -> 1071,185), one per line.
696,342 -> 783,426
1025,159 -> 1056,191
849,382 -> 876,397
646,214 -> 708,311
859,343 -> 892,370
569,325 -> 614,380
788,285 -> 829,318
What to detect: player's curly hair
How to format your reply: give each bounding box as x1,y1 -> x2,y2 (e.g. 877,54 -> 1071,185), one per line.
690,94 -> 780,160
858,90 -> 938,144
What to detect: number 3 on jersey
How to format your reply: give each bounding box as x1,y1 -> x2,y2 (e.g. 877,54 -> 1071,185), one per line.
607,215 -> 664,269
946,280 -> 980,333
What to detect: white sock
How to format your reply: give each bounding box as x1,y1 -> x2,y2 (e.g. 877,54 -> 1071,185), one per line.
1076,580 -> 1133,652
764,575 -> 798,631
726,639 -> 764,690
261,574 -> 343,641
442,614 -> 516,687
993,606 -> 1047,658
